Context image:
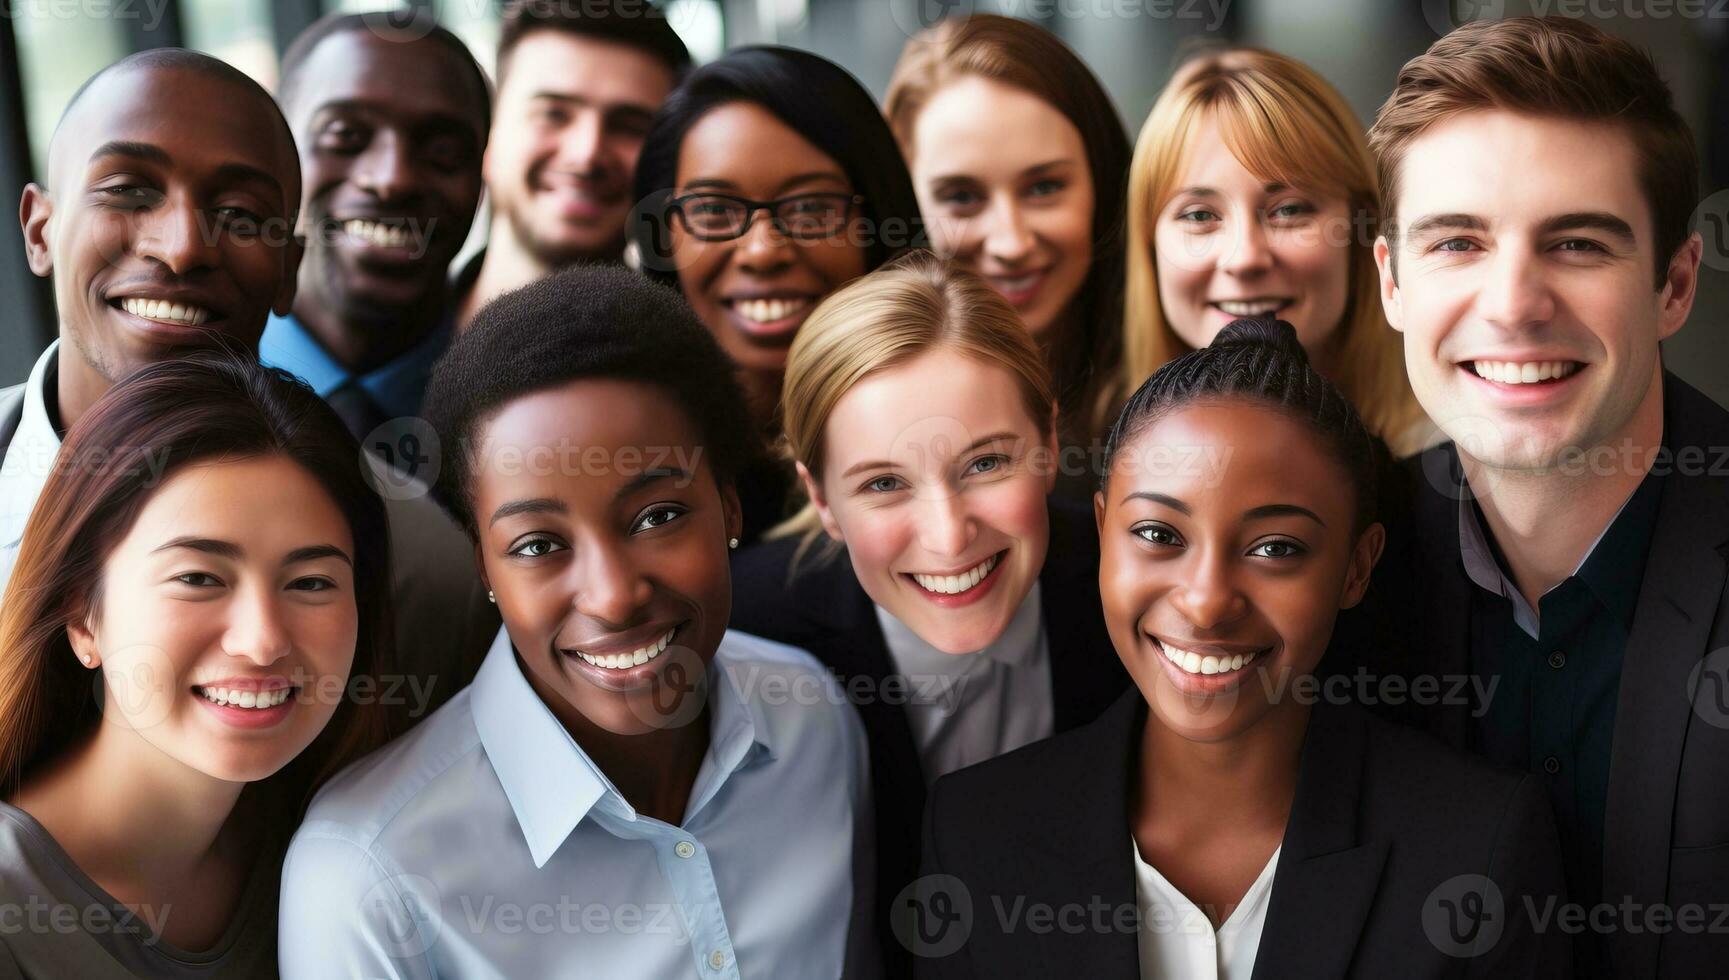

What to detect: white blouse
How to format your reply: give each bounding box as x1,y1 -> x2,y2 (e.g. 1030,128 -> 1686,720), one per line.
1132,840 -> 1281,980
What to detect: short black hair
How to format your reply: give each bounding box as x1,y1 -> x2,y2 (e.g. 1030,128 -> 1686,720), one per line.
1101,318 -> 1382,533
497,0 -> 691,87
52,49 -> 293,183
279,12 -> 491,134
423,264 -> 754,540
630,45 -> 925,282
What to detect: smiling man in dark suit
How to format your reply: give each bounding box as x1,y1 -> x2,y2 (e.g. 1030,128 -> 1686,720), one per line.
1344,16 -> 1728,979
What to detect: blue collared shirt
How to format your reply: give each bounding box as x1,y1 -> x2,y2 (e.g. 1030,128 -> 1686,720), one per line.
279,626 -> 874,979
259,312 -> 452,422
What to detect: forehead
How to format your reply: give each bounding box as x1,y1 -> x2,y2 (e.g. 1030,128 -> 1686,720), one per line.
55,65 -> 296,196
1110,402 -> 1349,516
825,350 -> 1039,465
472,378 -> 703,497
912,75 -> 1083,172
499,30 -> 672,107
289,30 -> 485,132
121,456 -> 350,554
1395,109 -> 1649,237
677,101 -> 847,188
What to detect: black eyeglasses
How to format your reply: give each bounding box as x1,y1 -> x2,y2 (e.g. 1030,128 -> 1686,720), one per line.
668,191 -> 865,242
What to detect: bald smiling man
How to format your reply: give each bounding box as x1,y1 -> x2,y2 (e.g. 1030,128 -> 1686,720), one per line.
2,48 -> 497,721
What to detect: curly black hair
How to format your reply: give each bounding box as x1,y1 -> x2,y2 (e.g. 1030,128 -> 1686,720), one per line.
422,264 -> 755,540
1101,317 -> 1381,533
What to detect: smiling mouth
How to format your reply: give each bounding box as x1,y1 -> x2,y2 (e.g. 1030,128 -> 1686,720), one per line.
1465,360 -> 1583,385
1209,298 -> 1292,318
569,626 -> 678,671
1157,638 -> 1267,676
193,685 -> 297,709
908,551 -> 1003,596
116,297 -> 212,327
729,296 -> 814,324
341,219 -> 418,249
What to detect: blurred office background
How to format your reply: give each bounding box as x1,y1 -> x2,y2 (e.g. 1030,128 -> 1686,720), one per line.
4,0 -> 1727,403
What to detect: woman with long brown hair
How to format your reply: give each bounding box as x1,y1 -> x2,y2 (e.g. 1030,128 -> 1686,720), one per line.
885,14 -> 1131,496
0,350 -> 394,977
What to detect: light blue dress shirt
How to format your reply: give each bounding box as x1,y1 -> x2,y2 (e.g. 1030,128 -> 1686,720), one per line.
259,312 -> 451,421
279,626 -> 874,979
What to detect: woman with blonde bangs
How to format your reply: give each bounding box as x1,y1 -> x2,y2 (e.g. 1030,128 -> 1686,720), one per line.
885,15 -> 1131,495
731,250 -> 1126,976
1119,47 -> 1432,457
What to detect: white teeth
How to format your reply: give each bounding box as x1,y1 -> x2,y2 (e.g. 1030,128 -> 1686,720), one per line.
911,553 -> 1001,595
576,629 -> 675,670
992,273 -> 1039,291
120,297 -> 210,326
342,219 -> 412,248
1471,360 -> 1579,385
1158,640 -> 1260,676
733,297 -> 812,323
1212,299 -> 1288,317
197,686 -> 291,708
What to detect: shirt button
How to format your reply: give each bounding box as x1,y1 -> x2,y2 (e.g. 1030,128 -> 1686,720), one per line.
1548,651 -> 1566,669
709,950 -> 727,970
674,840 -> 696,859
1543,756 -> 1562,774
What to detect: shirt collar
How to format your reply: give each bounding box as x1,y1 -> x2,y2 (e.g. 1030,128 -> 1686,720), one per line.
1456,461 -> 1665,638
876,580 -> 1045,678
469,625 -> 774,869
259,312 -> 452,420
0,342 -> 63,549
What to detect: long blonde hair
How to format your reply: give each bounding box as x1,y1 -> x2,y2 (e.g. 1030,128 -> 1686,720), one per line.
770,250 -> 1055,560
1119,46 -> 1427,455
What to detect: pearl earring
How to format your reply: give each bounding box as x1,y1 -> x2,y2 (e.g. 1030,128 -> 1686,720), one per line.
78,654 -> 92,667
728,537 -> 739,550
487,590 -> 496,603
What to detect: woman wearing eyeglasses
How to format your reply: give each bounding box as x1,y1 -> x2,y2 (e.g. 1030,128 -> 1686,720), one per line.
633,46 -> 925,544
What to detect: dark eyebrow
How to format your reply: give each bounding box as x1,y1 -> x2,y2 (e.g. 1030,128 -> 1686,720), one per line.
489,497 -> 567,527
680,171 -> 849,197
1536,211 -> 1636,243
614,468 -> 688,501
153,536 -> 242,559
840,431 -> 1019,479
1121,491 -> 1190,514
1403,213 -> 1489,240
1244,503 -> 1326,527
88,140 -> 282,197
286,544 -> 353,567
89,140 -> 171,167
529,91 -> 659,118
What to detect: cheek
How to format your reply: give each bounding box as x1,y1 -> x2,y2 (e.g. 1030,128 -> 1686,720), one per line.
803,235 -> 869,288
833,506 -> 910,582
293,603 -> 360,679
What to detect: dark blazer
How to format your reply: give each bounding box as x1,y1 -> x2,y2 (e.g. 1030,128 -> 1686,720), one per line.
916,690 -> 1571,979
730,497 -> 1128,977
1331,373 -> 1729,980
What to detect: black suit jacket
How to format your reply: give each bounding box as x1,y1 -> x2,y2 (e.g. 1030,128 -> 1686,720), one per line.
729,498 -> 1128,977
1332,373 -> 1729,979
916,690 -> 1571,979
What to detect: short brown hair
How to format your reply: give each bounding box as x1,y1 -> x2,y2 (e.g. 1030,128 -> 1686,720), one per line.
1369,16 -> 1696,285
496,0 -> 691,88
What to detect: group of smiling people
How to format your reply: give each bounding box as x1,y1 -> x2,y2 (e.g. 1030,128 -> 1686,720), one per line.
0,4 -> 1723,979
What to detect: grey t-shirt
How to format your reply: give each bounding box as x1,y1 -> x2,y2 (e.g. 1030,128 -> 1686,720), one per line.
0,802 -> 278,979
